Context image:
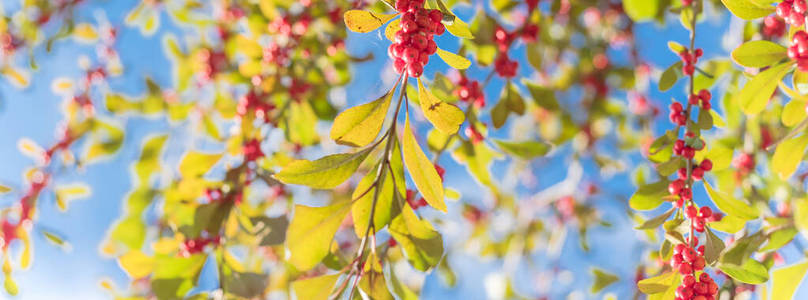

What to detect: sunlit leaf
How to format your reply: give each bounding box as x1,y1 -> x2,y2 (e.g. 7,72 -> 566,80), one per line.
343,10 -> 398,33
330,87 -> 394,147
275,148 -> 372,189
772,134 -> 808,179
436,48 -> 471,69
731,40 -> 788,68
417,78 -> 465,135
389,203 -> 444,271
402,116 -> 446,212
771,261 -> 808,300
286,202 -> 351,270
738,62 -> 792,115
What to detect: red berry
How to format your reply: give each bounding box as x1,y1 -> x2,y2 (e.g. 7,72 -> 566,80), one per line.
777,2 -> 792,18
407,63 -> 423,77
671,102 -> 683,112
699,206 -> 713,218
674,244 -> 686,254
692,167 -> 704,181
678,262 -> 692,274
669,179 -> 685,195
686,206 -> 698,218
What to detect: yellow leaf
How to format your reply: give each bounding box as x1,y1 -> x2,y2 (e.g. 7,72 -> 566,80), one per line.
118,250 -> 155,279
17,138 -> 45,161
771,261 -> 808,300
417,78 -> 465,135
445,16 -> 473,39
235,35 -> 263,58
385,18 -> 400,41
402,116 -> 446,212
152,235 -> 182,255
330,83 -> 396,147
772,134 -> 808,179
178,151 -> 223,178
73,23 -> 98,43
343,10 -> 398,33
2,67 -> 30,88
782,99 -> 808,127
55,183 -> 91,212
436,48 -> 471,69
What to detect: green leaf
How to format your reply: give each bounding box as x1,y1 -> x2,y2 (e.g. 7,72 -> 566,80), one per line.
719,259 -> 769,284
630,180 -> 670,211
782,99 -> 808,127
638,271 -> 678,294
710,214 -> 747,233
623,0 -> 659,22
402,116 -> 446,212
359,271 -> 394,300
659,61 -> 682,92
591,268 -> 619,293
731,40 -> 788,68
330,88 -> 394,147
491,97 -> 509,129
635,208 -> 675,230
493,140 -> 551,160
739,62 -> 792,115
343,10 -> 398,33
292,274 -> 340,300
721,0 -> 776,20
134,134 -> 168,184
704,181 -> 758,220
705,145 -> 733,171
286,202 -> 351,271
179,151 -> 222,178
772,134 -> 808,179
436,48 -> 471,69
760,227 -> 798,252
704,227 -> 725,265
656,156 -> 684,177
389,203 -> 444,271
697,109 -> 713,130
417,78 -> 465,135
275,148 -> 372,189
523,80 -> 559,110
351,164 -> 400,237
771,261 -> 808,300
504,82 -> 525,115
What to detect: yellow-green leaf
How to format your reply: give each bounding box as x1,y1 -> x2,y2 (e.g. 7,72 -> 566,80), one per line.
118,250 -> 155,279
417,78 -> 465,135
783,99 -> 808,127
286,202 -> 351,271
445,17 -> 473,39
351,164 -> 399,237
638,271 -> 678,294
388,203 -> 444,271
343,10 -> 398,33
739,62 -> 792,115
330,87 -> 395,147
704,181 -> 758,220
275,148 -> 372,189
402,116 -> 446,212
179,151 -> 223,178
772,134 -> 808,179
731,40 -> 788,68
436,48 -> 471,69
721,0 -> 776,20
292,274 -> 340,300
771,261 -> 808,300
0,185 -> 9,194
4,277 -> 17,296
623,0 -> 659,22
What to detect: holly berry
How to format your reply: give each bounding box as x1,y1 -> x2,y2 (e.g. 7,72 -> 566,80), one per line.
389,0 -> 445,77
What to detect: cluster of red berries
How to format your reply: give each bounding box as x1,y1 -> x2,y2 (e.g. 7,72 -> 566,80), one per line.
678,48 -> 703,76
671,245 -> 719,300
788,31 -> 808,71
388,0 -> 444,77
237,90 -> 276,122
776,0 -> 808,27
669,89 -> 711,126
243,139 -> 264,162
179,236 -> 221,257
289,78 -> 312,101
494,54 -> 518,78
455,76 -> 485,108
762,15 -> 786,38
198,48 -> 228,82
1,33 -> 21,55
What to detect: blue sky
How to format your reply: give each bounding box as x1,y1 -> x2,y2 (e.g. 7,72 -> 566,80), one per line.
0,0 -> 806,299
